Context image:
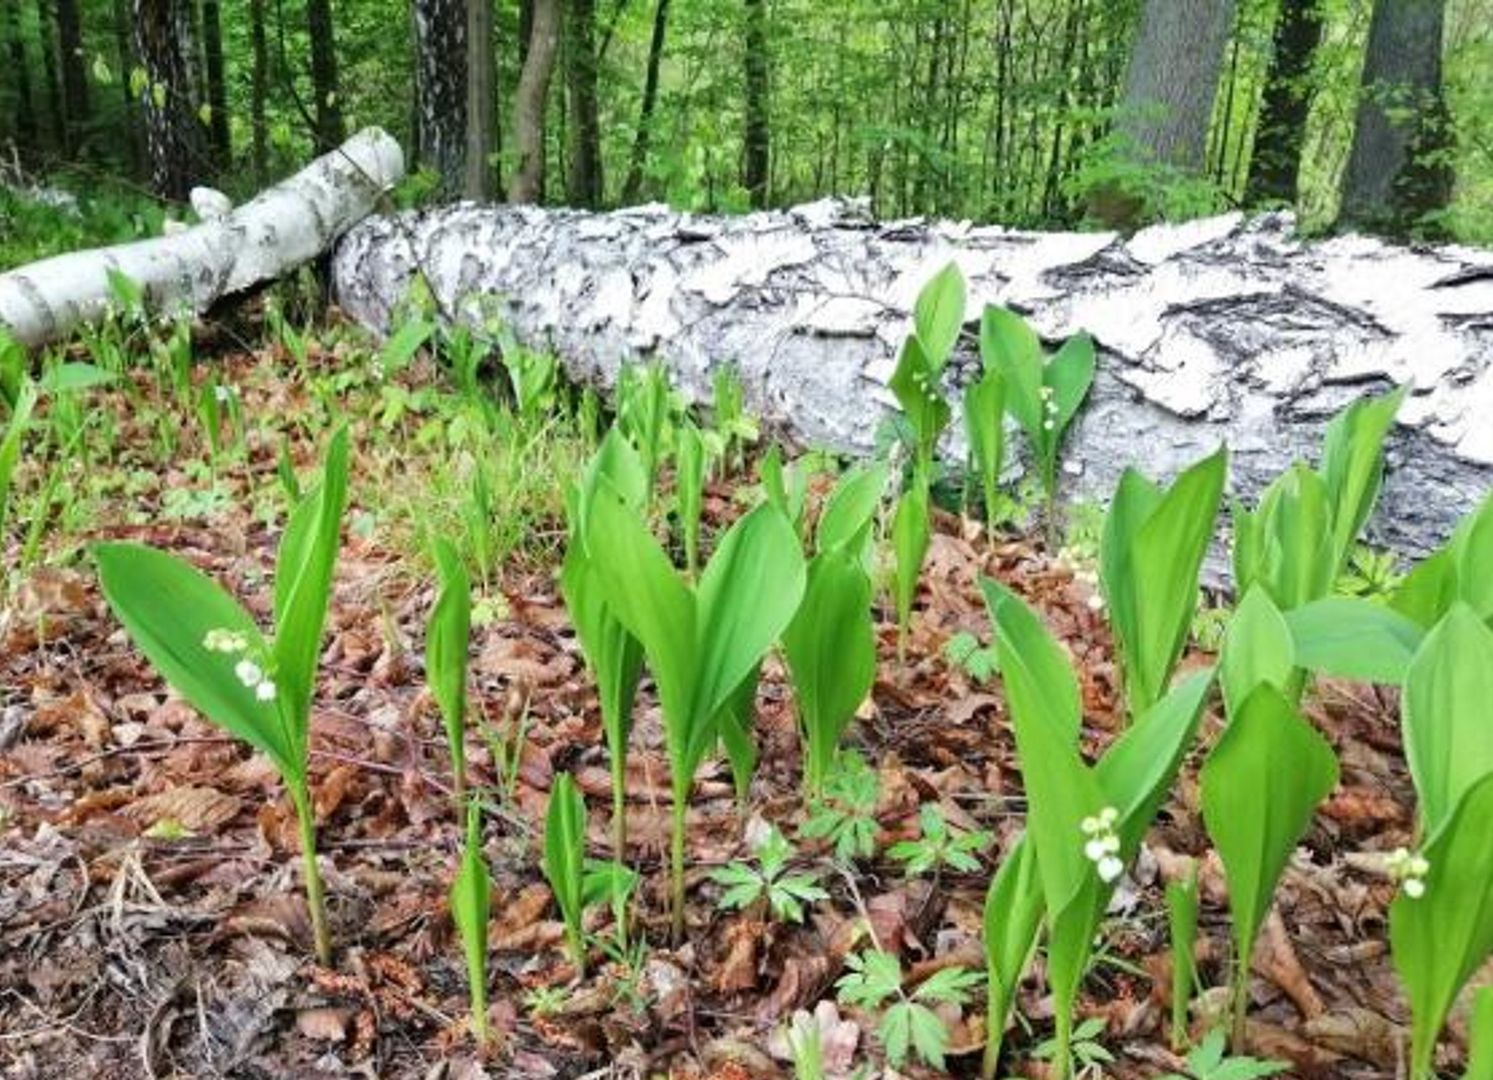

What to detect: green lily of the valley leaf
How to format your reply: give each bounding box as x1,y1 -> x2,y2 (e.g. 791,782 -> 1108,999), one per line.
892,478 -> 932,654
913,260 -> 967,366
889,336 -> 951,472
1233,464 -> 1335,611
1284,597 -> 1424,686
1320,384 -> 1405,572
449,801 -> 491,1042
982,840 -> 1042,1079
816,460 -> 888,565
1220,587 -> 1296,713
428,537 -> 472,799
544,773 -> 588,974
963,368 -> 1007,535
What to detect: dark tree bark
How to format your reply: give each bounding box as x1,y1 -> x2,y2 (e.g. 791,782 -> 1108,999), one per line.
566,0 -> 603,207
413,0 -> 468,195
249,0 -> 268,183
35,0 -> 64,152
112,0 -> 142,173
1338,0 -> 1453,236
1114,0 -> 1235,170
742,0 -> 768,207
201,0 -> 230,165
55,0 -> 89,155
2,0 -> 37,156
306,0 -> 345,151
465,0 -> 495,199
1246,0 -> 1323,205
135,0 -> 205,199
507,0 -> 558,204
620,0 -> 668,203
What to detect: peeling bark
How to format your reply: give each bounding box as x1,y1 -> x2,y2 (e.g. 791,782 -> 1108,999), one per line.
1,128 -> 403,348
333,201 -> 1493,555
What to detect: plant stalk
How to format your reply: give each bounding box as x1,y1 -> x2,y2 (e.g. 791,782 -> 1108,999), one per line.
292,782 -> 333,966
670,795 -> 687,944
1230,960 -> 1250,1054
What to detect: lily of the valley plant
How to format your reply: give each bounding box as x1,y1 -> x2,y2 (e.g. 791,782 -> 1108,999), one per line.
427,536 -> 472,808
95,427 -> 350,964
449,801 -> 491,1044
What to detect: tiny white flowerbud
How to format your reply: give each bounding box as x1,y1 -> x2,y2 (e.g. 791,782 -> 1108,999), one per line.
214,384 -> 233,403
1101,834 -> 1121,855
255,680 -> 277,702
1043,419 -> 1056,431
1097,855 -> 1124,883
1403,877 -> 1426,900
234,659 -> 263,687
1099,806 -> 1118,827
1408,855 -> 1430,878
1084,839 -> 1107,862
1080,815 -> 1102,836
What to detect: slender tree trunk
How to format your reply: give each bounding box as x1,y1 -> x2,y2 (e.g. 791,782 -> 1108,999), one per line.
465,0 -> 495,198
620,0 -> 668,202
135,0 -> 204,199
1338,0 -> 1453,236
55,0 -> 88,155
201,0 -> 230,165
112,0 -> 142,173
566,0 -> 603,206
1114,0 -> 1235,170
413,0 -> 468,195
35,0 -> 64,153
1245,0 -> 1323,205
306,0 -> 345,151
2,0 -> 37,157
742,0 -> 769,207
249,0 -> 268,183
507,0 -> 558,203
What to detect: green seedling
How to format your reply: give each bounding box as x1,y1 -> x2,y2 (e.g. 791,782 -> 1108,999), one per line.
581,469 -> 806,940
980,305 -> 1094,523
1100,447 -> 1227,717
675,420 -> 706,575
1391,605 -> 1493,1080
449,800 -> 492,1044
94,428 -> 350,965
1157,1029 -> 1288,1080
1032,1016 -> 1115,1076
887,803 -> 990,878
891,477 -> 931,661
544,772 -> 590,976
428,536 -> 473,807
800,750 -> 881,862
944,629 -> 998,683
980,579 -> 1215,1080
836,948 -> 982,1071
707,366 -> 759,477
963,365 -> 1007,537
616,361 -> 675,497
1167,859 -> 1201,1051
711,825 -> 828,923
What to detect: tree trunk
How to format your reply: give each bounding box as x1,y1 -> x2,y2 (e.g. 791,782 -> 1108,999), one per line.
742,0 -> 769,208
2,0 -> 37,158
465,0 -> 495,199
620,0 -> 668,203
306,0 -> 345,151
566,0 -> 603,207
413,0 -> 468,195
1114,0 -> 1235,170
35,0 -> 64,153
1338,0 -> 1453,237
1,128 -> 403,345
1245,0 -> 1322,206
507,0 -> 558,204
201,0 -> 230,166
112,0 -> 142,174
55,0 -> 89,155
135,0 -> 205,200
250,0 -> 269,184
334,204 -> 1493,560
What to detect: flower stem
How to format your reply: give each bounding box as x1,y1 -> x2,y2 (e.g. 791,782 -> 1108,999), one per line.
1230,960 -> 1250,1054
291,781 -> 333,966
670,797 -> 687,944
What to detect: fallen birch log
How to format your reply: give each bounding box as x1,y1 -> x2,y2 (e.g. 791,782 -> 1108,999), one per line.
333,199 -> 1493,556
0,128 -> 404,348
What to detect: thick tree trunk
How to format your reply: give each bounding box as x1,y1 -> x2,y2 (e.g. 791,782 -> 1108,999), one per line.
742,0 -> 768,208
507,0 -> 558,204
465,0 -> 495,199
306,0 -> 345,152
413,0 -> 468,195
135,0 -> 205,200
55,0 -> 89,155
201,0 -> 230,166
1245,0 -> 1322,206
1338,0 -> 1453,237
334,202 -> 1493,556
1115,0 -> 1235,170
1,128 -> 403,346
250,0 -> 269,184
620,0 -> 668,203
566,0 -> 603,207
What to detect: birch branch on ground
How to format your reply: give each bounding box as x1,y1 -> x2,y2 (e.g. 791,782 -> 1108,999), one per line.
0,128 -> 404,348
333,199 -> 1493,556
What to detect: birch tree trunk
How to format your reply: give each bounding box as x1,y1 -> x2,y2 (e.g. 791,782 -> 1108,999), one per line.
1,128 -> 403,347
414,0 -> 468,195
135,0 -> 203,200
333,200 -> 1493,555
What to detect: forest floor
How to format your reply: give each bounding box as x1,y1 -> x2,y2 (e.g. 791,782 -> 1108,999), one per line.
0,310 -> 1438,1079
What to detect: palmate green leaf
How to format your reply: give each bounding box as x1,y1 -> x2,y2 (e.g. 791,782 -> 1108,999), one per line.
783,549 -> 876,796
544,773 -> 588,970
1320,384 -> 1405,571
1220,587 -> 1295,713
1403,604 -> 1493,836
889,336 -> 951,470
963,368 -> 1006,533
1200,683 -> 1338,1017
892,479 -> 932,649
580,857 -> 638,910
816,461 -> 888,563
428,537 -> 472,794
913,261 -> 967,367
449,801 -> 491,1041
93,543 -> 288,772
1391,772 -> 1493,1080
272,427 -> 350,742
1100,447 -> 1227,714
982,840 -> 1042,1078
1285,597 -> 1423,685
